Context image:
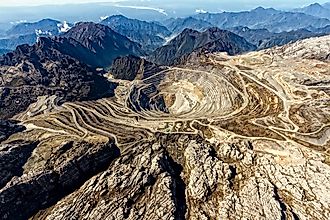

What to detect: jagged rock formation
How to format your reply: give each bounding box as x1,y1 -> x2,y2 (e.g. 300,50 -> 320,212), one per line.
0,120 -> 25,142
63,22 -> 145,68
0,37 -> 117,119
1,35 -> 330,220
149,27 -> 256,65
101,15 -> 171,52
109,55 -> 166,81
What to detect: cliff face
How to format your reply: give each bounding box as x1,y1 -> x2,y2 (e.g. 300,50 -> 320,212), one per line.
1,35 -> 330,220
109,55 -> 166,81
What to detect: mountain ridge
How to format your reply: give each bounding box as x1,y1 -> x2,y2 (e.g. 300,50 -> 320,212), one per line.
63,22 -> 146,68
192,7 -> 330,32
100,15 -> 171,52
149,27 -> 256,65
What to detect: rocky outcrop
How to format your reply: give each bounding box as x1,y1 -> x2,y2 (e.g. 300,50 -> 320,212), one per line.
63,22 -> 146,68
1,35 -> 330,220
0,141 -> 38,188
149,27 -> 256,65
0,120 -> 25,142
101,15 -> 171,52
110,55 -> 166,81
0,140 -> 120,220
0,37 -> 118,119
31,141 -> 186,220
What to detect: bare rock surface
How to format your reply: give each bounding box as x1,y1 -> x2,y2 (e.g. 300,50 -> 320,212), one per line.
1,35 -> 330,220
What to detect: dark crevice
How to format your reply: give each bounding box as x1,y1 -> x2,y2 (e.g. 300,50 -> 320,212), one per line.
123,175 -> 157,218
272,184 -> 287,220
161,150 -> 187,220
0,140 -> 39,188
291,209 -> 300,220
228,165 -> 237,188
0,141 -> 120,220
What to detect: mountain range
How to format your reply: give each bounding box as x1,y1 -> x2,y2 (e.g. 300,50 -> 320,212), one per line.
62,22 -> 145,68
0,36 -> 118,119
1,3 -> 330,56
293,3 -> 330,19
100,15 -> 171,52
1,2 -> 330,220
1,19 -> 330,220
191,6 -> 330,33
0,19 -> 71,55
149,27 -> 256,65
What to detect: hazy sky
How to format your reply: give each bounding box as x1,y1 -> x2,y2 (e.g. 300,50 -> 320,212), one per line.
1,0 -> 329,9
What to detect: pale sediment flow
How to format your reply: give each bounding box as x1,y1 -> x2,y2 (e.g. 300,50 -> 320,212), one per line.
4,36 -> 330,220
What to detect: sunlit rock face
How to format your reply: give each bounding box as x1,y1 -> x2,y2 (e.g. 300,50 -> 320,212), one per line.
1,36 -> 330,220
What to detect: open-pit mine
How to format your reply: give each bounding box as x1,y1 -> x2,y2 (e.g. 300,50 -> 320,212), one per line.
1,36 -> 330,220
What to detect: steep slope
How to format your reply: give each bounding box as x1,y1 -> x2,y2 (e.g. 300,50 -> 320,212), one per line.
229,26 -> 330,49
63,22 -> 145,68
293,3 -> 330,20
109,55 -> 166,81
6,19 -> 62,36
0,37 -> 117,119
325,2 -> 330,9
163,17 -> 213,34
193,7 -> 330,32
100,15 -> 171,52
1,35 -> 330,220
0,19 -> 71,54
0,34 -> 37,53
149,27 -> 256,65
0,48 -> 10,55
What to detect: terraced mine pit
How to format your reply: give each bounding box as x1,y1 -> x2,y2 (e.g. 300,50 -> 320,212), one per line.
1,36 -> 330,220
128,68 -> 245,119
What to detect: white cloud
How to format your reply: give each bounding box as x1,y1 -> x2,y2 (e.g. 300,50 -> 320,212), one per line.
195,9 -> 207,13
10,20 -> 27,24
113,4 -> 168,16
0,0 -> 125,7
100,15 -> 109,21
58,21 -> 71,32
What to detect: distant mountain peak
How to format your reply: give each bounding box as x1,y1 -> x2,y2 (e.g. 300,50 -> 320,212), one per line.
109,14 -> 127,19
294,2 -> 330,20
63,22 -> 145,68
149,27 -> 256,66
253,6 -> 266,11
252,6 -> 277,13
308,3 -> 323,8
100,15 -> 171,52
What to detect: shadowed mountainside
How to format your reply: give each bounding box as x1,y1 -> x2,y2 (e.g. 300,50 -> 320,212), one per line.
0,37 -> 118,119
63,22 -> 146,68
101,15 -> 171,52
149,27 -> 256,65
